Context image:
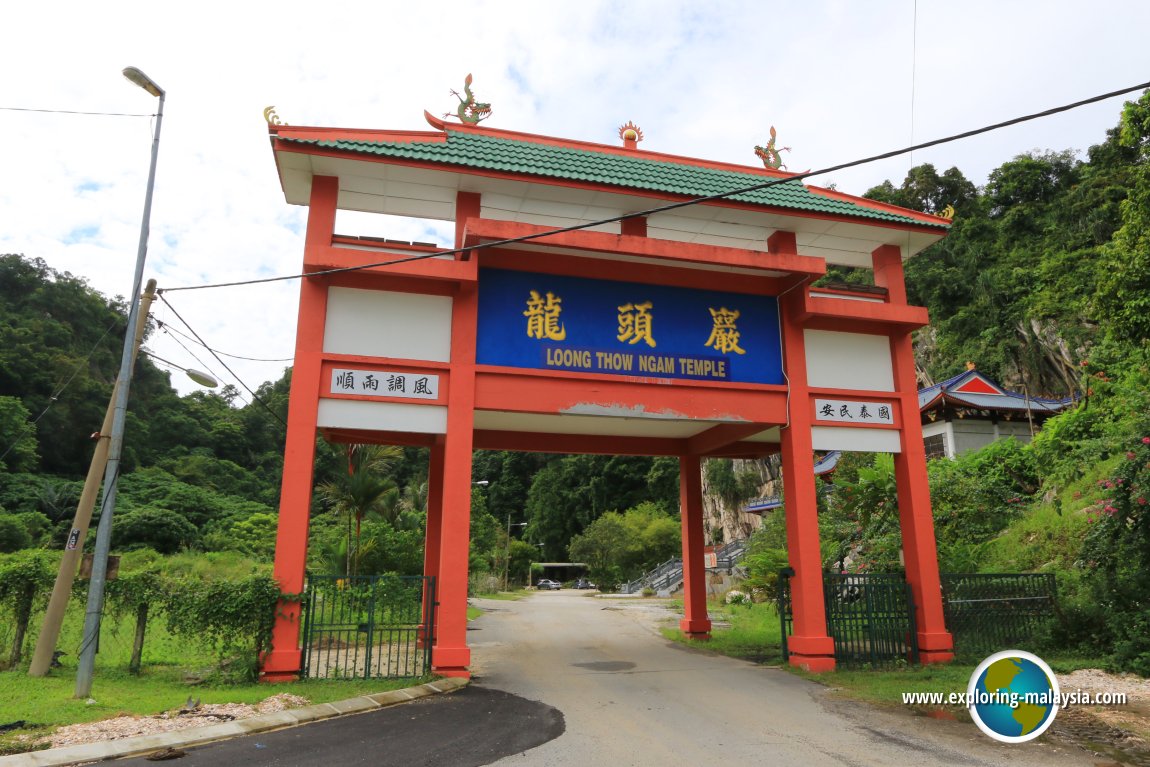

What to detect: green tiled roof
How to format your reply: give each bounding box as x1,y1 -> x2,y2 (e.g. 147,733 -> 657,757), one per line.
281,130 -> 946,229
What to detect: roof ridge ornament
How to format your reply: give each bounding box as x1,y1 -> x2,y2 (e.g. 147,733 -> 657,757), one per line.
444,73 -> 492,125
263,106 -> 287,126
938,204 -> 956,220
754,126 -> 790,170
618,121 -> 644,149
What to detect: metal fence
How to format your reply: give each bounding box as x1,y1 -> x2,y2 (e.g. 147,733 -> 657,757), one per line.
940,573 -> 1057,658
301,574 -> 435,680
779,571 -> 1058,668
822,573 -> 919,667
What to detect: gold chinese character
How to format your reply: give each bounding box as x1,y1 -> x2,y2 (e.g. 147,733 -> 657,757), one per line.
617,301 -> 656,347
524,290 -> 566,340
705,307 -> 746,355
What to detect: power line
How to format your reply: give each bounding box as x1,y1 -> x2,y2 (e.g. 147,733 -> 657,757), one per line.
0,106 -> 155,118
155,319 -> 294,362
156,293 -> 288,428
160,79 -> 1150,294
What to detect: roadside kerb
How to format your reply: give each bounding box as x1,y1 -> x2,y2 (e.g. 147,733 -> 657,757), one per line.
1,677 -> 469,767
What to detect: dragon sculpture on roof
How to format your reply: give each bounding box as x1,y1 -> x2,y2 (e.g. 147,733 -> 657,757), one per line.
445,73 -> 492,125
754,126 -> 791,170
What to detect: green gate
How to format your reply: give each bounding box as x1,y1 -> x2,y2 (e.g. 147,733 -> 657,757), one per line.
301,574 -> 436,680
779,572 -> 918,668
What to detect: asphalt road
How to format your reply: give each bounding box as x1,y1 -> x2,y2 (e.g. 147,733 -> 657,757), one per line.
112,687 -> 562,767
467,592 -> 1094,766
115,592 -> 1097,766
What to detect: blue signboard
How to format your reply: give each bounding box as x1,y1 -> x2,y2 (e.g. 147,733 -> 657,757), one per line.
475,269 -> 783,385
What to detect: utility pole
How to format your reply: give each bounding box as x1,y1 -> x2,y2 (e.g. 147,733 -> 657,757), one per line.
28,280 -> 157,677
74,66 -> 165,698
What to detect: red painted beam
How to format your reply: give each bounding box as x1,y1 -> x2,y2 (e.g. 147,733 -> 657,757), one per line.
685,423 -> 770,455
479,249 -> 783,295
463,219 -> 826,277
305,243 -> 477,283
799,292 -> 929,334
474,430 -> 686,456
475,369 -> 787,423
320,428 -> 438,447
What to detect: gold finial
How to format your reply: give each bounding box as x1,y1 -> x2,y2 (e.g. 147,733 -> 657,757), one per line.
938,204 -> 955,220
263,106 -> 287,126
618,121 -> 644,147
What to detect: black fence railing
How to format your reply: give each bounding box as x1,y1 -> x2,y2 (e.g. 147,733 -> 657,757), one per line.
779,571 -> 1058,668
301,574 -> 435,680
940,573 -> 1057,658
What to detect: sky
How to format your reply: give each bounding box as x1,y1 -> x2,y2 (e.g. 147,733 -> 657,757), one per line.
2,1 -> 1148,399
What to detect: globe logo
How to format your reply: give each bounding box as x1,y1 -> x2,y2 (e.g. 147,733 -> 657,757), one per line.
967,650 -> 1060,743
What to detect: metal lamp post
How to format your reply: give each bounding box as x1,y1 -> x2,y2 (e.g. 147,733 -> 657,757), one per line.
74,67 -> 165,698
504,516 -> 527,592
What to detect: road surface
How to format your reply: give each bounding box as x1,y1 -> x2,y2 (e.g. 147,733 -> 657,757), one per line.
468,591 -> 1093,766
115,591 -> 1097,766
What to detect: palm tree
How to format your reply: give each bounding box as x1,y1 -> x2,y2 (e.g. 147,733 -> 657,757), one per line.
316,444 -> 403,577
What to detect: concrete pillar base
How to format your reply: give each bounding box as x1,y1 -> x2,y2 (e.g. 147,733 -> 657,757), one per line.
788,653 -> 836,672
680,617 -> 712,638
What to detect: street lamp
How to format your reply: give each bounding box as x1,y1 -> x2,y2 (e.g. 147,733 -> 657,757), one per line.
504,515 -> 527,592
140,351 -> 220,389
73,66 -> 165,698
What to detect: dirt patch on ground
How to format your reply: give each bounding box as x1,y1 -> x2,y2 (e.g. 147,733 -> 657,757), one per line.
13,693 -> 311,751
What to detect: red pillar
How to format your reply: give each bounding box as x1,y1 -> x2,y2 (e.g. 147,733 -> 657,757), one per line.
874,244 -> 953,664
263,176 -> 338,680
421,438 -> 445,646
678,455 -> 711,638
432,193 -> 481,677
775,232 -> 835,671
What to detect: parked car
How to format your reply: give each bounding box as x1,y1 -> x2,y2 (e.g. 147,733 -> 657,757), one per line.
574,578 -> 597,590
536,579 -> 561,590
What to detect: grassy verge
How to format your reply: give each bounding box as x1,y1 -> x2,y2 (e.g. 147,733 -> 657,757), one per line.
472,590 -> 530,601
663,598 -> 1107,711
0,603 -> 431,755
665,599 -> 784,664
0,669 -> 428,755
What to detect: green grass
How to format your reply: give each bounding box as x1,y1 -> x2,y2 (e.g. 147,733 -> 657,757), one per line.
0,596 -> 431,754
0,668 -> 426,755
472,589 -> 530,601
663,599 -> 1108,711
665,599 -> 784,663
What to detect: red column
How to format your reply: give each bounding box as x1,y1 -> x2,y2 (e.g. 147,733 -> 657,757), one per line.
263,176 -> 338,680
873,244 -> 953,663
433,195 -> 481,677
421,437 -> 446,646
678,455 -> 711,638
891,330 -> 954,663
775,240 -> 835,671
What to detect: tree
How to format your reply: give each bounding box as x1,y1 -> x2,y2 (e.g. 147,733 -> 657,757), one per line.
0,396 -> 38,472
0,514 -> 31,553
115,508 -> 200,554
567,501 -> 681,587
314,444 -> 403,576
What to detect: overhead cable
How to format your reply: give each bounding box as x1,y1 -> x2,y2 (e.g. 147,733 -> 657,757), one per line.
160,80 -> 1150,294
